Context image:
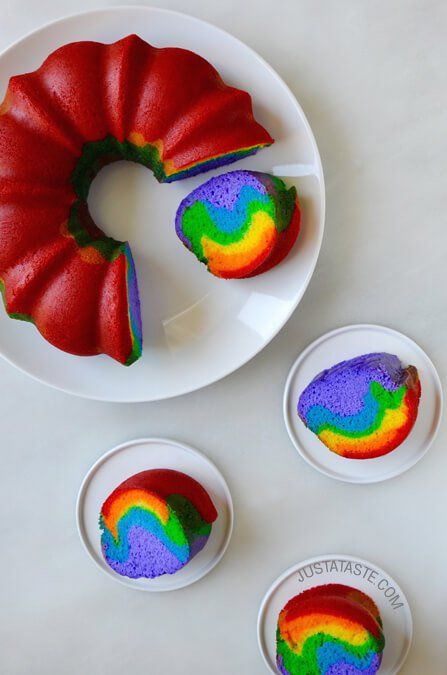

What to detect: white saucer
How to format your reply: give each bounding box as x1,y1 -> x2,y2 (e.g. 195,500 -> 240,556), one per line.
284,324 -> 443,483
257,554 -> 413,675
0,6 -> 325,401
76,437 -> 233,592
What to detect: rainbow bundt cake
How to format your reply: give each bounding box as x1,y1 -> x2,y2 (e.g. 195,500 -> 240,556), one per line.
298,353 -> 421,459
0,35 -> 272,364
175,170 -> 300,278
276,584 -> 385,674
99,469 -> 217,579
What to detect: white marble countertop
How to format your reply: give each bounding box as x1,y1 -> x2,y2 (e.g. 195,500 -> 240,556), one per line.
1,2 -> 445,674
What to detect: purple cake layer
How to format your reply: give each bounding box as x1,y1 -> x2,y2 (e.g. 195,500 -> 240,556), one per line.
104,527 -> 183,579
180,169 -> 267,210
298,353 -> 405,418
277,655 -> 288,675
189,535 -> 209,559
326,653 -> 381,675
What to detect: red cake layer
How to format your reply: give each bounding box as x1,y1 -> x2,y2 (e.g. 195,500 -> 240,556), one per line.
0,34 -> 272,363
281,584 -> 382,638
5,36 -> 272,168
101,469 -> 218,524
246,199 -> 301,278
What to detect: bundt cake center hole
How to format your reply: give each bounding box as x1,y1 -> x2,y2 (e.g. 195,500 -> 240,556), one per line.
88,160 -> 159,244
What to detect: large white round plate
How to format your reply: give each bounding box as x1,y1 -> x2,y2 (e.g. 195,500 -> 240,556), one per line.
76,437 -> 233,591
0,7 -> 324,401
284,324 -> 443,483
258,554 -> 412,675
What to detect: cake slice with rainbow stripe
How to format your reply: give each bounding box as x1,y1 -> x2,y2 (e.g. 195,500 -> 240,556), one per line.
175,170 -> 300,278
99,469 -> 217,579
276,584 -> 385,674
298,353 -> 421,459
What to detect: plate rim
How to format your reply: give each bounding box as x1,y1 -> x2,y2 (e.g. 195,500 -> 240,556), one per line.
257,553 -> 413,675
0,5 -> 326,402
283,322 -> 444,484
75,436 -> 234,592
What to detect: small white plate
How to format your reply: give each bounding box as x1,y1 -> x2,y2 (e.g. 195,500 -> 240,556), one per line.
284,324 -> 443,483
0,6 -> 325,401
76,437 -> 233,591
257,554 -> 413,675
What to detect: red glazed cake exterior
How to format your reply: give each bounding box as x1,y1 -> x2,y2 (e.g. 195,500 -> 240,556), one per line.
0,34 -> 273,364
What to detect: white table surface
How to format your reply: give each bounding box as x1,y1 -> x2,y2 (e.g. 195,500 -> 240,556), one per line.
0,2 -> 445,674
